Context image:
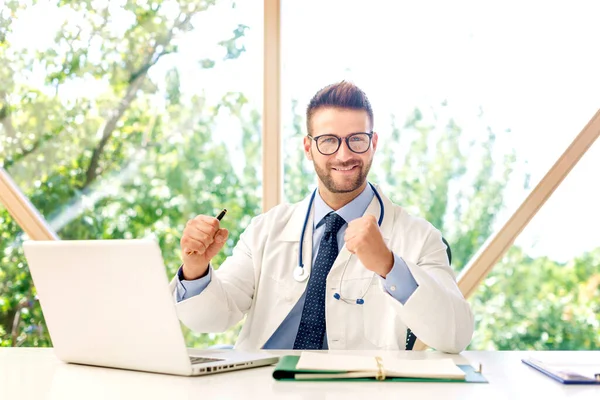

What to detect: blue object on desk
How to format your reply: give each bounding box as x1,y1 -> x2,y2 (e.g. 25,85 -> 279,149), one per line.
522,358 -> 600,384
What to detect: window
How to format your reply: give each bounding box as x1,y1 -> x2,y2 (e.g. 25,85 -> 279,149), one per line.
281,0 -> 600,349
0,0 -> 262,348
470,139 -> 600,350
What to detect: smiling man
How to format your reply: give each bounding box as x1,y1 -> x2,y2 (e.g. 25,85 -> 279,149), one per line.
171,81 -> 474,353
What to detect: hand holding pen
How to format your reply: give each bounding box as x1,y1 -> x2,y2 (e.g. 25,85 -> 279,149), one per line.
180,209 -> 228,280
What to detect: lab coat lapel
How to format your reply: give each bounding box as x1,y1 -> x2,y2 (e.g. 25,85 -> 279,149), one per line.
258,194 -> 315,347
278,192 -> 314,283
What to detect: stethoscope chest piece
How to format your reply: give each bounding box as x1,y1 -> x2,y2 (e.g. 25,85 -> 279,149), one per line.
294,266 -> 309,282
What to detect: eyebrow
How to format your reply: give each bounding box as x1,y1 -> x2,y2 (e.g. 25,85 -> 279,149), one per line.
315,131 -> 370,137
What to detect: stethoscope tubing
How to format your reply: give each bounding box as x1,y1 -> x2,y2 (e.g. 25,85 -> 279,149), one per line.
298,182 -> 384,269
295,182 -> 385,305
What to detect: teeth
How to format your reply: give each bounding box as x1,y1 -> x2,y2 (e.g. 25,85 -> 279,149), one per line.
335,166 -> 356,171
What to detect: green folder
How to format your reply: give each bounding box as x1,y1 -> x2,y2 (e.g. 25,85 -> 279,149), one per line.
272,355 -> 488,383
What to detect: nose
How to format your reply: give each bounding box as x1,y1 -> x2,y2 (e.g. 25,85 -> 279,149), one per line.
335,138 -> 353,162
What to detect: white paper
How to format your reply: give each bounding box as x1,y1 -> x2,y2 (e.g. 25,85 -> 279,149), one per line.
296,352 -> 379,371
382,358 -> 466,379
296,352 -> 466,380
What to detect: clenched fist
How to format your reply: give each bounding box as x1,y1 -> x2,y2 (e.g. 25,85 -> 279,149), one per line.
180,215 -> 229,280
344,214 -> 393,277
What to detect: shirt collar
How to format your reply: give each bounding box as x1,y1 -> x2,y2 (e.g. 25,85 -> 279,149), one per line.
313,183 -> 375,229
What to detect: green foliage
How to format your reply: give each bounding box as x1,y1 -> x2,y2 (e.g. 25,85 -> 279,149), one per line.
470,247 -> 600,350
283,99 -> 315,202
0,209 -> 51,347
376,104 -> 516,272
219,24 -> 249,60
0,0 -> 255,348
281,99 -> 600,350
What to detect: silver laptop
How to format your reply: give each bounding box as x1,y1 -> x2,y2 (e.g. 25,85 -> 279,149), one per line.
22,239 -> 279,376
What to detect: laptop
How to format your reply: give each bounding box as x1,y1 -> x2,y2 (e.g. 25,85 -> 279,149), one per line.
22,238 -> 279,376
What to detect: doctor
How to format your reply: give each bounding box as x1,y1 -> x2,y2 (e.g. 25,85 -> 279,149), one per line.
170,81 -> 474,353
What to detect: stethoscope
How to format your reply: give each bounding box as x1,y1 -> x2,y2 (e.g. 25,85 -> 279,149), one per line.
293,182 -> 385,305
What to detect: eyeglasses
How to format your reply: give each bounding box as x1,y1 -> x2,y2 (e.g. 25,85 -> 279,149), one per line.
307,132 -> 373,155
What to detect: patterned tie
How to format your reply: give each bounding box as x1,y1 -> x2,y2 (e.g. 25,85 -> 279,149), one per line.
293,212 -> 346,349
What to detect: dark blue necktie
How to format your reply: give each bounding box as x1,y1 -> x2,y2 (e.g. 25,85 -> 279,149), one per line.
293,212 -> 346,349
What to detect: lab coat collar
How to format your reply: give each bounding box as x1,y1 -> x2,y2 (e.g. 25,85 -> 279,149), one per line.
363,183 -> 393,241
279,183 -> 393,242
313,183 -> 374,229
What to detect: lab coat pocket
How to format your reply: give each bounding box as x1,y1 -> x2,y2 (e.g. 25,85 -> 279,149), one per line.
256,275 -> 303,344
263,274 -> 299,308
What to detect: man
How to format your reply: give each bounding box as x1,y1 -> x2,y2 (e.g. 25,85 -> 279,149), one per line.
171,81 -> 474,353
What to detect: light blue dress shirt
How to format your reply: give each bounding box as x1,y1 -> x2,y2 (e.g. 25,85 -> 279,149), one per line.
175,184 -> 418,349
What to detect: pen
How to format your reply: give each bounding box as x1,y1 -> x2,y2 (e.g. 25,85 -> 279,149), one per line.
186,209 -> 227,256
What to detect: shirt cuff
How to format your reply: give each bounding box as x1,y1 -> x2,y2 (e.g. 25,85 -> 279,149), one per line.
175,265 -> 213,302
380,254 -> 418,305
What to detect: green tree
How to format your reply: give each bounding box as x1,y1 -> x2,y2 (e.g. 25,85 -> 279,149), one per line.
376,104 -> 516,272
284,99 -> 314,202
0,0 -> 258,347
470,246 -> 600,350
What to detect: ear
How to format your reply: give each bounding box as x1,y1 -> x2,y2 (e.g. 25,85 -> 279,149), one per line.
372,132 -> 379,152
303,136 -> 313,160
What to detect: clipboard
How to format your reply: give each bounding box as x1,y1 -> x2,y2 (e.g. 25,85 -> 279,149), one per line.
522,358 -> 600,384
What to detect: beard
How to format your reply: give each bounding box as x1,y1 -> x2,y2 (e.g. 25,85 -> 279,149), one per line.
312,155 -> 373,194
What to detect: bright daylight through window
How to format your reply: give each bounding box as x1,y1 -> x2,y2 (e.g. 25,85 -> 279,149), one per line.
281,0 -> 600,350
0,0 -> 263,348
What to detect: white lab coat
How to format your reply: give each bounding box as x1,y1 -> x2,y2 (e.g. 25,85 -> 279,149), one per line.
170,186 -> 474,353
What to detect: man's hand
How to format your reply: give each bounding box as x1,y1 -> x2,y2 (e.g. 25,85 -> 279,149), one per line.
180,215 -> 229,280
344,215 -> 393,277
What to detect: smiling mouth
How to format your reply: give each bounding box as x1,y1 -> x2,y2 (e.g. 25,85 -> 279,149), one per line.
332,165 -> 359,171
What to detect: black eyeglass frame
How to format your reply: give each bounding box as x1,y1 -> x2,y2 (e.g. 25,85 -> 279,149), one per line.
307,132 -> 374,155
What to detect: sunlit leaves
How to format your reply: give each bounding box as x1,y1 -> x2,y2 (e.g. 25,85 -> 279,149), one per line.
0,0 -> 253,348
218,23 -> 248,60
470,247 -> 600,350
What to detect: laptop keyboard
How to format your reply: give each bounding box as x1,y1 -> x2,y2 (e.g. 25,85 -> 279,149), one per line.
189,356 -> 225,365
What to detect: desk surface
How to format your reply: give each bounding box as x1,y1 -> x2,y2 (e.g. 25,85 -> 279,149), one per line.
1,348 -> 599,399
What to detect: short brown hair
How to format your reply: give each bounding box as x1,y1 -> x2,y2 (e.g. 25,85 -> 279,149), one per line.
306,81 -> 374,135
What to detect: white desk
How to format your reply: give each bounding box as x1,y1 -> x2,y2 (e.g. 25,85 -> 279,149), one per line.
1,348 -> 599,399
